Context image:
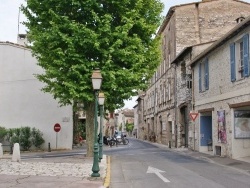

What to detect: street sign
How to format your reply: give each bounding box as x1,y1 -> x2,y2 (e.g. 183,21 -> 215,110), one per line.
189,112 -> 198,121
54,123 -> 61,132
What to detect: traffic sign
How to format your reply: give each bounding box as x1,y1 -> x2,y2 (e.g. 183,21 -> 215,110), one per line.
54,123 -> 61,132
189,112 -> 198,121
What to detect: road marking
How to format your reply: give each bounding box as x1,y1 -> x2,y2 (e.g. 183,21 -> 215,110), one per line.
147,166 -> 170,183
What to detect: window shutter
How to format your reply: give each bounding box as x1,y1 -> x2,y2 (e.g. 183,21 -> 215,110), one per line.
243,34 -> 249,77
230,43 -> 236,82
199,63 -> 202,92
205,58 -> 209,90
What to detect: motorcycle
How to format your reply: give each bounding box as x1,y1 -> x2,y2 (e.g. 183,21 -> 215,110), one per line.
103,136 -> 117,147
113,134 -> 129,145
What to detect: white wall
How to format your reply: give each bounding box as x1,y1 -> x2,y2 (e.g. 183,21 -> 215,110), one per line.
0,43 -> 73,150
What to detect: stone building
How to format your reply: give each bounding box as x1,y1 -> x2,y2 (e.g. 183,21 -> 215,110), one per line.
189,16 -> 250,159
140,0 -> 250,148
172,41 -> 214,148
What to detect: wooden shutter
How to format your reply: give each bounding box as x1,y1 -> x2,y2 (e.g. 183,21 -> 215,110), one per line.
243,34 -> 249,77
230,43 -> 236,82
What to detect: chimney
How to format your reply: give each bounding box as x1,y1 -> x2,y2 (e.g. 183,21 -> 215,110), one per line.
17,34 -> 28,46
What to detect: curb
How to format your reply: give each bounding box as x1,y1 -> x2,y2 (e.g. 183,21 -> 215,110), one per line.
103,155 -> 111,188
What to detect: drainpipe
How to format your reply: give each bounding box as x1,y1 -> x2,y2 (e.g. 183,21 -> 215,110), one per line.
173,64 -> 178,148
191,65 -> 195,151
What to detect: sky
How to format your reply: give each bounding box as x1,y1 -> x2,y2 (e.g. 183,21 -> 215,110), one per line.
1,0 -> 250,108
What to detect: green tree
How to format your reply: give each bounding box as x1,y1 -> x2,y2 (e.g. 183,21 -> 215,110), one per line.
125,123 -> 134,134
22,0 -> 163,156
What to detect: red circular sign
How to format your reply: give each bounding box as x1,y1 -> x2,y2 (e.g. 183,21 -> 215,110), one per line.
54,123 -> 61,132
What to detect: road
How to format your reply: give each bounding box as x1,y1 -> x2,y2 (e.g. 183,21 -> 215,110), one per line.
105,138 -> 250,188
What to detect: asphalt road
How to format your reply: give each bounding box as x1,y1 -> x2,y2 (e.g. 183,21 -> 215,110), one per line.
105,138 -> 250,188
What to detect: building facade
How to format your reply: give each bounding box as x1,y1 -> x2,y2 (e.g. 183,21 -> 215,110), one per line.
0,41 -> 73,150
190,16 -> 250,159
139,0 -> 250,149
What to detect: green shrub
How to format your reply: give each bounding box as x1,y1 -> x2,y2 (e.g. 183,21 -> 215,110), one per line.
6,126 -> 45,151
9,128 -> 21,144
31,127 -> 45,148
20,127 -> 32,151
0,126 -> 7,142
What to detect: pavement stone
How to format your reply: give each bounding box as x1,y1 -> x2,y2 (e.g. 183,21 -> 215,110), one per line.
0,152 -> 107,188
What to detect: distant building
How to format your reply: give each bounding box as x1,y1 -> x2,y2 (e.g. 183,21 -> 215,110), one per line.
114,109 -> 134,134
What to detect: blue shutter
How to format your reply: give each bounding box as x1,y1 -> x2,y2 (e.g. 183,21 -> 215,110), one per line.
205,58 -> 209,90
243,34 -> 249,77
199,63 -> 202,92
230,43 -> 236,82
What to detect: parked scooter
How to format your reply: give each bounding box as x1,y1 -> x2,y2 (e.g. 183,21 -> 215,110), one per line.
113,133 -> 129,145
103,136 -> 117,147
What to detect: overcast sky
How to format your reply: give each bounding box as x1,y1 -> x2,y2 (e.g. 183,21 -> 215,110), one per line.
0,0 -> 249,108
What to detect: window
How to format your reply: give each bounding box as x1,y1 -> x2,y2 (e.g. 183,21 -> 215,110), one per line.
199,58 -> 209,92
230,33 -> 249,81
186,74 -> 192,89
166,82 -> 171,101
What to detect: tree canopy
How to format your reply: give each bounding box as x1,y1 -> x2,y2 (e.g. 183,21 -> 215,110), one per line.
22,0 -> 164,110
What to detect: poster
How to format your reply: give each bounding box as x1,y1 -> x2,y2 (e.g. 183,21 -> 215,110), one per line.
217,110 -> 226,143
234,111 -> 250,139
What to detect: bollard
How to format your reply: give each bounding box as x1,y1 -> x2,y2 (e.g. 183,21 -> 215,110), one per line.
169,141 -> 171,148
48,142 -> 51,152
12,143 -> 21,162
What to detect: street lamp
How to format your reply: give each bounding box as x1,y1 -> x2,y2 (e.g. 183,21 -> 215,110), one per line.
98,92 -> 105,162
91,69 -> 102,177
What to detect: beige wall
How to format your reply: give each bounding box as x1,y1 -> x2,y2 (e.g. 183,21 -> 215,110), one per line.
193,27 -> 250,158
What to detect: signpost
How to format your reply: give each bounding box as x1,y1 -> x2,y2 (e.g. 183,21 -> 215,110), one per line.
189,112 -> 198,150
54,123 -> 61,149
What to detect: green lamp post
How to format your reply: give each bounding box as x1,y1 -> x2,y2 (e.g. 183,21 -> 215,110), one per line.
91,69 -> 102,177
98,92 -> 105,162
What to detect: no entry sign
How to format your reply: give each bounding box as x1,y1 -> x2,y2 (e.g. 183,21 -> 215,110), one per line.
54,123 -> 61,132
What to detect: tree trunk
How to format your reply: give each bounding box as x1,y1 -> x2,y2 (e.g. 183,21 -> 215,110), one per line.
85,101 -> 95,157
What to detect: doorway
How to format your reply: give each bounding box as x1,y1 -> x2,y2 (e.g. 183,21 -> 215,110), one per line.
200,115 -> 212,152
180,106 -> 189,147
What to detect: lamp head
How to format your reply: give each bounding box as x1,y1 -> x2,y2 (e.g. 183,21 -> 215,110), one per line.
98,92 -> 105,105
91,69 -> 102,90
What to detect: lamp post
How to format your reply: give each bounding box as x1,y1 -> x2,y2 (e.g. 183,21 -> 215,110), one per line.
98,92 -> 105,162
91,69 -> 102,177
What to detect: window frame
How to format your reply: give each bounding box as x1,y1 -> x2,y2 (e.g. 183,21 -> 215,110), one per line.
230,33 -> 249,81
199,58 -> 209,92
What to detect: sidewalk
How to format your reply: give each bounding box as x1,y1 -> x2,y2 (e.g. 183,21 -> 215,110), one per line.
150,141 -> 250,175
0,146 -> 109,188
